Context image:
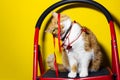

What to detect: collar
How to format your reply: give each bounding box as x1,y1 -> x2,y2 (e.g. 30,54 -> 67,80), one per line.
61,21 -> 76,41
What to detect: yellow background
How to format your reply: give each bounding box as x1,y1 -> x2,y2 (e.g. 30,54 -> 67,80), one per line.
0,0 -> 119,80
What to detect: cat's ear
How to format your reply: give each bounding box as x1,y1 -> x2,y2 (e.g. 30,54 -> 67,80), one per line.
52,12 -> 58,18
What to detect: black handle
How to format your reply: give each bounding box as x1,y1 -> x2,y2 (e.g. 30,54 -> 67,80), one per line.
36,0 -> 112,29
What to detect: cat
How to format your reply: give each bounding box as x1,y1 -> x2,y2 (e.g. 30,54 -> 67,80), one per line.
46,12 -> 102,78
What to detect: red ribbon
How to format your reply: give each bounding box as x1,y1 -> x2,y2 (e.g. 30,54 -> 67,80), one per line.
53,35 -> 59,77
58,13 -> 62,53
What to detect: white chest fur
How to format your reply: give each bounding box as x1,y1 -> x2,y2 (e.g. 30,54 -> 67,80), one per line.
63,22 -> 94,60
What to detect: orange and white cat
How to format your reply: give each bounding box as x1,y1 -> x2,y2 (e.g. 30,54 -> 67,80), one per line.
46,12 -> 102,78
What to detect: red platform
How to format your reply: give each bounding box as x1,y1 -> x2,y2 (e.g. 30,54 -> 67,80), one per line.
39,68 -> 113,80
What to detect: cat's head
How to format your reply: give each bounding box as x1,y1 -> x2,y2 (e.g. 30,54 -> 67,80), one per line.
45,12 -> 72,38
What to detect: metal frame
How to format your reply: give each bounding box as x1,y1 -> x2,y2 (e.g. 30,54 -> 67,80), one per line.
33,0 -> 120,80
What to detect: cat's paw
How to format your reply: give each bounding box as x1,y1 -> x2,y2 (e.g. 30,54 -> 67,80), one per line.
79,71 -> 88,77
68,72 -> 77,78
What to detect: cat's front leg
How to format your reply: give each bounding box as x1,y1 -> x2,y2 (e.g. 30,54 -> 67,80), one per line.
79,65 -> 88,77
68,55 -> 77,78
79,55 -> 91,77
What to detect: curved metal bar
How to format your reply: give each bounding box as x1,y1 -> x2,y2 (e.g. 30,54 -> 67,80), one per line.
35,0 -> 112,29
